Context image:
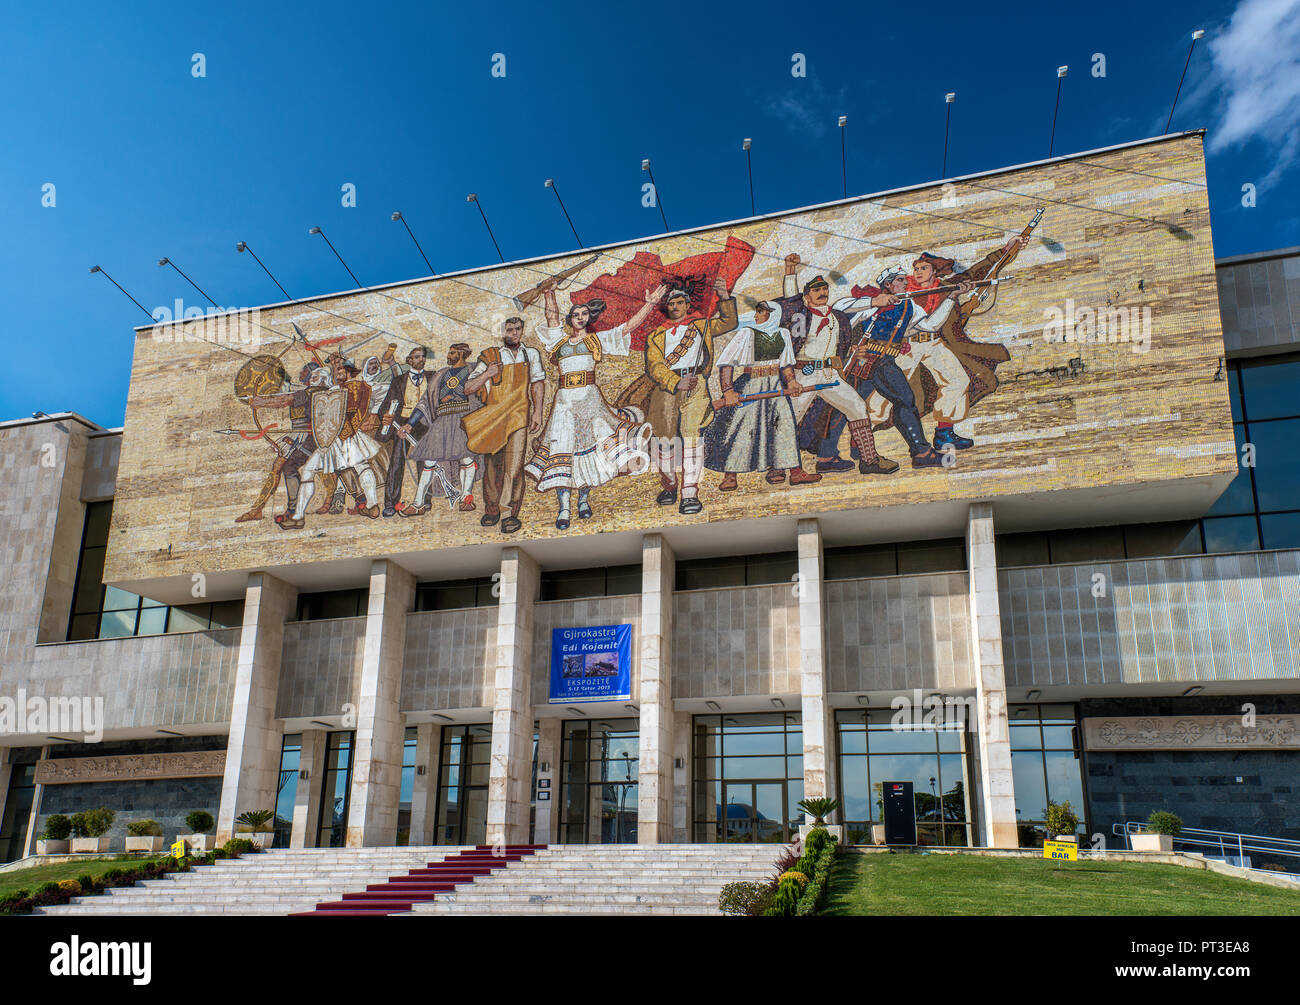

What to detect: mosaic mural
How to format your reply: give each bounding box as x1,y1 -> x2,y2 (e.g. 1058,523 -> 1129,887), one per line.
106,134 -> 1235,583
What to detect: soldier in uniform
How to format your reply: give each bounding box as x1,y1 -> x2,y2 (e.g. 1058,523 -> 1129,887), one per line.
458,317 -> 546,534
236,361 -> 330,523
399,343 -> 482,514
279,353 -> 384,528
638,277 -> 737,515
377,345 -> 432,516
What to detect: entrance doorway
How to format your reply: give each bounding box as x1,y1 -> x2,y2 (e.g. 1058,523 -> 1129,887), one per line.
434,724 -> 491,845
317,731 -> 355,847
722,780 -> 789,843
560,718 -> 639,844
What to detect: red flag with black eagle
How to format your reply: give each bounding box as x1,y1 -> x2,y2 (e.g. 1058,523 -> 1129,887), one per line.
570,235 -> 755,350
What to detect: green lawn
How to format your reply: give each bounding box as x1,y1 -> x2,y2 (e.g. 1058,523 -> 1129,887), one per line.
822,851 -> 1300,916
0,857 -> 160,901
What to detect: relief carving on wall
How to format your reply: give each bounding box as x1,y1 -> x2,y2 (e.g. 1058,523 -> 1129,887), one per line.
1085,715 -> 1299,752
34,750 -> 226,785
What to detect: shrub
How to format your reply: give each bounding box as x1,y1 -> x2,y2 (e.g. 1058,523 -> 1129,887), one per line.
223,837 -> 256,856
804,826 -> 831,857
768,843 -> 802,890
57,879 -> 82,896
40,814 -> 72,841
764,878 -> 802,916
796,797 -> 841,825
72,807 -> 115,838
1146,811 -> 1183,836
76,874 -> 97,892
796,840 -> 840,916
37,881 -> 61,895
778,870 -> 809,887
718,881 -> 774,916
1045,800 -> 1079,839
185,810 -> 215,834
235,809 -> 274,833
126,820 -> 163,837
213,847 -> 229,860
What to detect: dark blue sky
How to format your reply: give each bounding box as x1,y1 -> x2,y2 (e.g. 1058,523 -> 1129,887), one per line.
4,0 -> 1296,426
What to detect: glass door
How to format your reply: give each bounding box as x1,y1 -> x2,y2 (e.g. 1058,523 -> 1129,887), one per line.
317,731 -> 355,847
434,724 -> 492,845
560,718 -> 639,844
722,781 -> 789,843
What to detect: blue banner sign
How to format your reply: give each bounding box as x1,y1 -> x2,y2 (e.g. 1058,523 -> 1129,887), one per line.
549,625 -> 633,703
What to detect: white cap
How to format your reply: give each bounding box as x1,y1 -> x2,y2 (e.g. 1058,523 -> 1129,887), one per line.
877,265 -> 906,287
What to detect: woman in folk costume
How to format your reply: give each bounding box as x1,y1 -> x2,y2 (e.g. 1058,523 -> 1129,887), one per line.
524,280 -> 665,530
703,302 -> 822,490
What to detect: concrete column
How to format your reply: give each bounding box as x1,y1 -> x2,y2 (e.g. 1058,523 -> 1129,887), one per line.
532,718 -> 562,844
21,747 -> 48,859
0,748 -> 11,851
671,709 -> 690,842
346,559 -> 416,847
408,723 -> 440,846
797,519 -> 835,813
486,547 -> 539,847
966,503 -> 1018,848
290,729 -> 326,849
638,533 -> 675,844
218,572 -> 297,844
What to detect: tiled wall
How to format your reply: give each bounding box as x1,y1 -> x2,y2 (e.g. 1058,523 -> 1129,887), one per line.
80,431 -> 120,502
402,606 -> 498,712
671,583 -> 800,699
1000,550 -> 1300,687
826,572 -> 973,693
26,628 -> 241,729
1217,251 -> 1300,356
276,617 -> 367,718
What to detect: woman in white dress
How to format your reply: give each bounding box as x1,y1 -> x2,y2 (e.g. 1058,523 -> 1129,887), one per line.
524,281 -> 665,529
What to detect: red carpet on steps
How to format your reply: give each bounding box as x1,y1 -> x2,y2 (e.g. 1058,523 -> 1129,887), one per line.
291,845 -> 545,916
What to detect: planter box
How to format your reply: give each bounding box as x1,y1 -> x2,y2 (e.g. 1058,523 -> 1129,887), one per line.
798,824 -> 844,843
70,836 -> 111,854
36,839 -> 70,855
870,825 -> 886,847
1131,833 -> 1174,852
247,832 -> 274,850
185,834 -> 215,853
125,835 -> 165,853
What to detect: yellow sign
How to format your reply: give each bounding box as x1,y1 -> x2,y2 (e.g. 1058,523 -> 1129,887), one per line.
170,838 -> 188,858
1043,839 -> 1078,861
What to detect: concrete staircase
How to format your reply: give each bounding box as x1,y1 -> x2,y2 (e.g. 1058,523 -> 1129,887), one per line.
409,844 -> 782,916
35,847 -> 475,916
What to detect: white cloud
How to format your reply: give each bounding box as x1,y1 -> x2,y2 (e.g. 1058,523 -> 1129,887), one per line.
1194,0 -> 1300,188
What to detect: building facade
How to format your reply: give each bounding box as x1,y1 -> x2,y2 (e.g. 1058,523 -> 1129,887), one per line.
2,136 -> 1298,863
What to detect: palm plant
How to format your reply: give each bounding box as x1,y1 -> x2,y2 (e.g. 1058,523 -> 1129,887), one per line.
796,797 -> 841,826
235,809 -> 275,833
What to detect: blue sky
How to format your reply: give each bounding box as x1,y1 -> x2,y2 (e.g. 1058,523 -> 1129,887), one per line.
3,0 -> 1296,426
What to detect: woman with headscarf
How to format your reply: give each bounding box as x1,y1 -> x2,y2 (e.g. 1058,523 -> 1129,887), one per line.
703,301 -> 822,491
524,280 -> 664,529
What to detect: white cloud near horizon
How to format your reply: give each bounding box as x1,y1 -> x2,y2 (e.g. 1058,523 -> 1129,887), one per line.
1193,0 -> 1300,189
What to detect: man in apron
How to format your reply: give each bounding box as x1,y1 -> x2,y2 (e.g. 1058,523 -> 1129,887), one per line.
461,317 -> 546,534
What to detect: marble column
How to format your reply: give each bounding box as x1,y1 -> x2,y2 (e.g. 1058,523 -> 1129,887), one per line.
290,729 -> 326,849
218,573 -> 297,844
671,709 -> 691,843
638,533 -> 675,844
0,749 -> 11,853
532,718 -> 562,844
966,503 -> 1019,848
486,547 -> 539,847
407,723 -> 441,846
346,559 -> 415,848
21,746 -> 49,859
797,519 -> 835,813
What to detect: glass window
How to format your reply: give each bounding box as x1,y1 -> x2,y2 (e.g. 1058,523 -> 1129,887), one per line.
825,544 -> 897,579
996,532 -> 1049,568
1006,704 -> 1085,847
1202,516 -> 1260,554
274,734 -> 302,848
415,578 -> 498,611
1239,355 -> 1300,421
746,552 -> 798,585
561,719 -> 640,845
676,557 -> 746,591
1247,418 -> 1300,512
693,712 -> 803,844
1048,527 -> 1125,563
317,732 -> 355,848
435,724 -> 492,845
297,589 -> 368,621
896,538 -> 966,574
1207,424 -> 1254,516
1261,512 -> 1300,550
396,727 -> 418,846
1124,521 -> 1203,558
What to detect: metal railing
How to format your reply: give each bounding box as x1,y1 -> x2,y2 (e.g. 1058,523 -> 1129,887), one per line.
1112,821 -> 1300,874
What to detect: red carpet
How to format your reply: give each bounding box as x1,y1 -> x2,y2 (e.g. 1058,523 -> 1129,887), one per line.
292,845 -> 545,916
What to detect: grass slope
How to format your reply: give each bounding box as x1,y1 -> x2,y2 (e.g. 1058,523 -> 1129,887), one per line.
0,857 -> 158,900
822,851 -> 1300,916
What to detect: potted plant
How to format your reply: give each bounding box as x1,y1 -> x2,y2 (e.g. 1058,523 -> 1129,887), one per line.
1132,810 -> 1182,852
1044,800 -> 1079,842
36,814 -> 71,855
125,819 -> 165,853
183,810 -> 216,852
69,807 -> 115,854
796,797 -> 844,841
236,809 -> 275,849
